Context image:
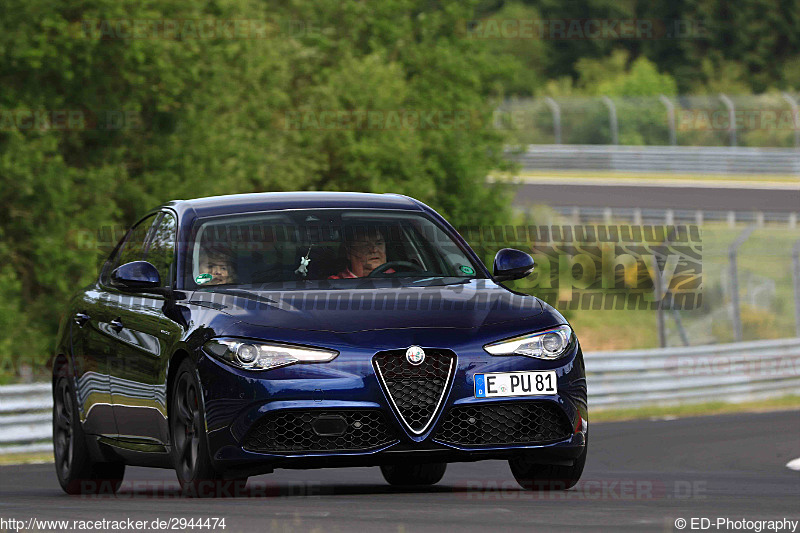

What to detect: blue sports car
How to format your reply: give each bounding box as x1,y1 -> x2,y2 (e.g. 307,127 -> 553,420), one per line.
53,192 -> 587,496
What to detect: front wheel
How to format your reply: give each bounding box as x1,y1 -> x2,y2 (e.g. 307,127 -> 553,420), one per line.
170,359 -> 247,497
380,462 -> 447,486
509,436 -> 587,491
53,375 -> 125,494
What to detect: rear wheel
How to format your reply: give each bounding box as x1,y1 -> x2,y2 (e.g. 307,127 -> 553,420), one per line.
509,435 -> 588,491
380,462 -> 447,486
170,359 -> 247,497
53,375 -> 125,494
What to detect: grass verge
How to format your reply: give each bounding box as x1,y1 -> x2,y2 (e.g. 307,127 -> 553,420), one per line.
0,451 -> 53,466
591,395 -> 800,422
505,170 -> 800,184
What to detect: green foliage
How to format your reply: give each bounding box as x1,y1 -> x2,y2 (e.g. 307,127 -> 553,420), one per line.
0,0 -> 522,377
579,52 -> 678,97
1,0 -> 797,379
503,0 -> 799,94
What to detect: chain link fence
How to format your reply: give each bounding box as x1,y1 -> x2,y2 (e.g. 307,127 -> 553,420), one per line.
497,93 -> 800,148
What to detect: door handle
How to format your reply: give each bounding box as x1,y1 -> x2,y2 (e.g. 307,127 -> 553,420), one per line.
110,318 -> 124,332
74,312 -> 90,327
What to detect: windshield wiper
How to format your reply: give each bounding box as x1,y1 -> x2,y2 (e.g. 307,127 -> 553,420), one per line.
194,288 -> 278,305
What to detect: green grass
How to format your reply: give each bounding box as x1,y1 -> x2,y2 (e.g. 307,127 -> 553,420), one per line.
539,221 -> 800,351
691,224 -> 800,344
591,395 -> 800,422
0,451 -> 53,466
569,307 -> 659,351
497,170 -> 800,184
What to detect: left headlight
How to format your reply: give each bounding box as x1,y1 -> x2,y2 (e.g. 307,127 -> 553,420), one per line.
483,325 -> 573,360
203,338 -> 339,371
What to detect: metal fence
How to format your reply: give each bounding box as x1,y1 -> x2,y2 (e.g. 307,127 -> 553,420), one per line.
0,383 -> 52,454
1,337 -> 798,455
544,206 -> 799,228
586,337 -> 800,408
498,93 -> 800,148
508,145 -> 800,175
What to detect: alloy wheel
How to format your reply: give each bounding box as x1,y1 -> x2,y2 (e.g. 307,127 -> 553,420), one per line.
173,372 -> 201,481
53,378 -> 74,479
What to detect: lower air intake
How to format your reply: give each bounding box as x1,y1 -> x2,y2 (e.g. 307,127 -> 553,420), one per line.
242,410 -> 397,453
434,401 -> 573,446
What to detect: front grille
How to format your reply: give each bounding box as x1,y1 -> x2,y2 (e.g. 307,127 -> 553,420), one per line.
242,410 -> 397,453
373,349 -> 455,434
434,401 -> 572,446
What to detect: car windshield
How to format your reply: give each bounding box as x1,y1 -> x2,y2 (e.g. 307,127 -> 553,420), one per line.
186,209 -> 484,288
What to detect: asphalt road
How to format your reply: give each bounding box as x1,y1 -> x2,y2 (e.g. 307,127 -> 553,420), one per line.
1,411 -> 798,533
514,182 -> 800,212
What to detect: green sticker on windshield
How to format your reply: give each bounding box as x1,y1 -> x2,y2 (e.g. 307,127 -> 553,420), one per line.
459,265 -> 475,275
195,273 -> 213,284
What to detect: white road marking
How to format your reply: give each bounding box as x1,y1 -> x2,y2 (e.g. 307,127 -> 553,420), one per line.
786,457 -> 800,471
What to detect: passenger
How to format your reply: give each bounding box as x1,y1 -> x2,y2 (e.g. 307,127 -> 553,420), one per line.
198,249 -> 236,285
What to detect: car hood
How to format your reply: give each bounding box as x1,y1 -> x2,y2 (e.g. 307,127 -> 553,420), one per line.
187,279 -> 544,334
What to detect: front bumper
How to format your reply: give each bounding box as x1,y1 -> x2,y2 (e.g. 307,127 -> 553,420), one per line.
196,339 -> 587,476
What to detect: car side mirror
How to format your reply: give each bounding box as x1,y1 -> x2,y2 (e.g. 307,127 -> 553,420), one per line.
110,261 -> 161,291
493,248 -> 535,282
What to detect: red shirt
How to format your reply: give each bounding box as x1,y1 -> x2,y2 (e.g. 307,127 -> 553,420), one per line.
328,268 -> 358,279
328,267 -> 394,279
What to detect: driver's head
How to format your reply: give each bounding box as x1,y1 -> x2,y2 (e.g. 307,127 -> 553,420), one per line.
344,225 -> 386,277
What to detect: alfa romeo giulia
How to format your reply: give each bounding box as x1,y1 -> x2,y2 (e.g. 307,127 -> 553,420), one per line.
52,192 -> 587,496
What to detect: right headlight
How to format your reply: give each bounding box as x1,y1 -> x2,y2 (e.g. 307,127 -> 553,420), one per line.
204,338 -> 338,371
483,325 -> 573,360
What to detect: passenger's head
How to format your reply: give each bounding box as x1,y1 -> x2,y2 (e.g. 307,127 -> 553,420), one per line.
343,225 -> 386,277
199,249 -> 235,285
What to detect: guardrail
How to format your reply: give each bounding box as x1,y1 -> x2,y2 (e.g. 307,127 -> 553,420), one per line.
585,337 -> 800,408
508,145 -> 800,175
0,382 -> 52,454
544,206 -> 799,228
1,337 -> 798,455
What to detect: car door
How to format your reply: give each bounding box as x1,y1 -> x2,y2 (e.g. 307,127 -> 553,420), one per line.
69,283 -> 119,437
104,212 -> 181,445
91,213 -> 158,441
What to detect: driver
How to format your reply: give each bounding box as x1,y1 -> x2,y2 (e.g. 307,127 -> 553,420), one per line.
329,226 -> 394,278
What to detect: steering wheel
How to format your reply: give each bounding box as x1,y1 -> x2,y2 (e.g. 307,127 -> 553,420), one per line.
367,261 -> 424,277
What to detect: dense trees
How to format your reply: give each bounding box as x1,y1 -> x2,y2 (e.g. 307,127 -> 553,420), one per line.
482,0 -> 800,94
0,0 -> 795,376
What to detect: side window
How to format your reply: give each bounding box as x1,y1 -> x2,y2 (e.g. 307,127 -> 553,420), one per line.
101,214 -> 158,284
145,213 -> 177,287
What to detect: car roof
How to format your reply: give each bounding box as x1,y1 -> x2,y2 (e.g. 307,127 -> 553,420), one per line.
161,191 -> 423,219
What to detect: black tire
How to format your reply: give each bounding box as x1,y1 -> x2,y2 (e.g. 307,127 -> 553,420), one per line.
380,462 -> 447,486
509,434 -> 588,491
53,375 -> 125,494
170,359 -> 247,497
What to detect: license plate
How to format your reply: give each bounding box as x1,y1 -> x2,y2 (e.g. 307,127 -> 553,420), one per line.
474,371 -> 557,398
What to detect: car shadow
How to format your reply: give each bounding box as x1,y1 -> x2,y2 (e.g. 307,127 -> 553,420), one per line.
75,480 -> 528,499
